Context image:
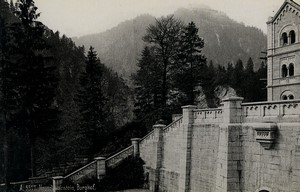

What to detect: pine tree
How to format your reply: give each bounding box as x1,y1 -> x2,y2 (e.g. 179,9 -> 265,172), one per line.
77,46 -> 107,157
232,59 -> 244,97
133,46 -> 162,125
173,21 -> 206,104
9,0 -> 59,176
0,0 -> 15,189
243,57 -> 256,101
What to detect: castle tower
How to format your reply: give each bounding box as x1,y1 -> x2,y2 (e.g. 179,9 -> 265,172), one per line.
267,0 -> 300,101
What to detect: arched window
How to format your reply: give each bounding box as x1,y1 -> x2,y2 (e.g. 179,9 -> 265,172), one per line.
281,90 -> 294,100
289,30 -> 296,44
282,95 -> 288,100
282,64 -> 288,77
282,32 -> 288,45
289,63 -> 294,76
289,94 -> 294,100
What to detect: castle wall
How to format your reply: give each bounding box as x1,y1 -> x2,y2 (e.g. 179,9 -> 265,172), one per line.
159,119 -> 183,192
189,123 -> 220,192
138,98 -> 300,192
241,123 -> 300,192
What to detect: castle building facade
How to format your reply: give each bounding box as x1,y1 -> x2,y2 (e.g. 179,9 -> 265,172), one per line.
267,0 -> 300,101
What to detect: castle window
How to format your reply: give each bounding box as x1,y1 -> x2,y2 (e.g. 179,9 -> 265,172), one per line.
281,91 -> 294,100
289,30 -> 296,44
289,63 -> 294,76
282,95 -> 288,100
282,32 -> 288,45
282,64 -> 288,77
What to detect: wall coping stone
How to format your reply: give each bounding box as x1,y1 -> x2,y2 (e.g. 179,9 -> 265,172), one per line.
131,138 -> 141,142
52,176 -> 63,180
181,105 -> 197,109
242,99 -> 300,106
222,97 -> 244,102
153,124 -> 166,128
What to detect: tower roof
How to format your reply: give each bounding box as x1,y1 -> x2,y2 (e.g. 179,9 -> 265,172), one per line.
268,0 -> 300,23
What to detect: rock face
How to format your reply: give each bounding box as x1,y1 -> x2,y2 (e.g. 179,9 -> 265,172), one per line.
73,7 -> 266,81
196,86 -> 237,108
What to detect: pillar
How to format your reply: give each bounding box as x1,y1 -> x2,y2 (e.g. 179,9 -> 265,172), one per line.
216,97 -> 243,192
52,176 -> 63,192
151,123 -> 165,192
131,138 -> 141,157
94,157 -> 106,181
178,105 -> 197,192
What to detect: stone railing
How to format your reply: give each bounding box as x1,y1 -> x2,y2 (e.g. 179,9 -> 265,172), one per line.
193,108 -> 223,123
162,116 -> 183,134
139,130 -> 155,145
242,99 -> 300,123
64,160 -> 97,182
106,145 -> 134,168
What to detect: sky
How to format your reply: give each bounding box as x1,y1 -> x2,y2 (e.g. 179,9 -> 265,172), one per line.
31,0 -> 288,37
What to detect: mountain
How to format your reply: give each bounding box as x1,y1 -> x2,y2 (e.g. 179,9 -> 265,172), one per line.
73,7 -> 267,81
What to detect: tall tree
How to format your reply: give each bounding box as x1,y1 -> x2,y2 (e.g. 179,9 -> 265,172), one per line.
133,46 -> 163,127
10,0 -> 59,176
232,59 -> 244,97
143,15 -> 183,107
77,46 -> 107,157
0,0 -> 15,189
173,21 -> 206,104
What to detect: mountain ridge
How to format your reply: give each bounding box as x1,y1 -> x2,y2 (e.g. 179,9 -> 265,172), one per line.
73,7 -> 267,81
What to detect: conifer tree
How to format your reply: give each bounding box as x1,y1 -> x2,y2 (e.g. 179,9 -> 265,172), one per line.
9,0 -> 59,176
132,46 -> 163,128
0,0 -> 15,189
173,21 -> 206,104
232,59 -> 244,97
77,46 -> 107,156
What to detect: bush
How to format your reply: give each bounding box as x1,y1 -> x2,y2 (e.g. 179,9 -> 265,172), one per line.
98,156 -> 145,191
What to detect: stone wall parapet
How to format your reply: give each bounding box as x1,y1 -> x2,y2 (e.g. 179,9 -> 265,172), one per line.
162,116 -> 183,134
64,160 -> 97,182
106,145 -> 134,168
242,99 -> 300,123
193,108 -> 223,123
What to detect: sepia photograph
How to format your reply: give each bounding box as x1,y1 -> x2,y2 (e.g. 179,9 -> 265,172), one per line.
0,0 -> 299,191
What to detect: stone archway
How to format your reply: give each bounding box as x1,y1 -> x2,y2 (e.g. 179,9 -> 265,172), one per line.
255,187 -> 272,192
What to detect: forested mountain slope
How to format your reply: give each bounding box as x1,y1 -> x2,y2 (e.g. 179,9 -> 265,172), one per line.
73,7 -> 267,80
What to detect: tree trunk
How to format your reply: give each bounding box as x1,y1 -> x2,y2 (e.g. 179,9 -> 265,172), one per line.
30,142 -> 35,177
2,111 -> 9,192
162,59 -> 168,107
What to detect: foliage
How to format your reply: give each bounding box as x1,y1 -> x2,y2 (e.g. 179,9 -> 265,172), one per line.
172,21 -> 206,105
98,156 -> 145,191
133,18 -> 208,128
0,0 -> 134,183
76,46 -> 109,157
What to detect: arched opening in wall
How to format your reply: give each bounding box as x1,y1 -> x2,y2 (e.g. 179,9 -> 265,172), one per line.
282,32 -> 288,45
259,191 -> 269,192
289,94 -> 294,100
282,64 -> 288,77
281,90 -> 294,100
289,30 -> 296,44
289,63 -> 294,76
282,95 -> 288,100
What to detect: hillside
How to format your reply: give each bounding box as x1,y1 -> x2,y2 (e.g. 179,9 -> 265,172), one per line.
73,7 -> 267,81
